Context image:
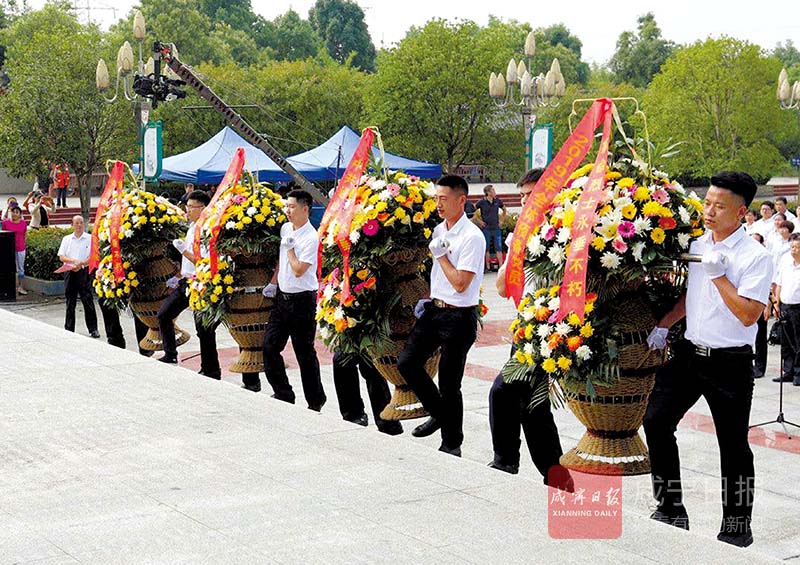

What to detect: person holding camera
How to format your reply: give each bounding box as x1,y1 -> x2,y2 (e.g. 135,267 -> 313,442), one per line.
22,189 -> 55,228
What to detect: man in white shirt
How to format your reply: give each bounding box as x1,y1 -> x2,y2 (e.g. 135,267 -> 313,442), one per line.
774,197 -> 798,232
58,215 -> 99,337
261,189 -> 326,411
398,175 -> 485,457
644,171 -> 772,548
750,200 -> 775,242
773,234 -> 800,386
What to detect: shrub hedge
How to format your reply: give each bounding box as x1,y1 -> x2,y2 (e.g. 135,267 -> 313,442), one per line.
24,227 -> 71,280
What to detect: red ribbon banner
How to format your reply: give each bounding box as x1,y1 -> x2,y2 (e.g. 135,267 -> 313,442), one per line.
89,160 -> 125,274
317,128 -> 375,303
557,104 -> 614,322
107,164 -> 127,282
505,98 -> 615,306
193,147 -> 245,275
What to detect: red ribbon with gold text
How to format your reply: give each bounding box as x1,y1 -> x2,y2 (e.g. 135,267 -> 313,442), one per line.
107,165 -> 127,282
193,147 -> 245,275
317,128 -> 375,303
557,104 -> 614,322
89,160 -> 125,274
505,98 -> 616,306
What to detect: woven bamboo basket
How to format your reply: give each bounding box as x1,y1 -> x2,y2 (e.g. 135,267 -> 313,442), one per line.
221,253 -> 274,373
559,291 -> 666,476
367,247 -> 440,421
128,253 -> 190,351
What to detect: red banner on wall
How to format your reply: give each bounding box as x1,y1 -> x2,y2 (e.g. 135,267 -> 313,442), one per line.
317,128 -> 375,302
193,147 -> 245,275
505,98 -> 615,306
89,161 -> 124,274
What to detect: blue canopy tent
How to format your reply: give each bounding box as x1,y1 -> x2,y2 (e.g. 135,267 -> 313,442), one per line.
147,126 -> 442,184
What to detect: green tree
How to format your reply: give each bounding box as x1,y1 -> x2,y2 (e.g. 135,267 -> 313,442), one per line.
773,39 -> 800,83
643,38 -> 786,182
0,3 -> 130,219
198,0 -> 255,32
309,0 -> 376,72
609,13 -> 675,88
254,9 -> 323,62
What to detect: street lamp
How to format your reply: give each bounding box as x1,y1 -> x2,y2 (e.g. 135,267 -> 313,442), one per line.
95,10 -> 156,191
489,30 -> 566,170
777,68 -> 800,201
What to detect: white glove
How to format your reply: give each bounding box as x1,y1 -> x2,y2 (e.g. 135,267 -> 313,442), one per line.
262,283 -> 277,298
647,327 -> 668,350
166,276 -> 180,289
280,236 -> 296,250
701,250 -> 729,279
428,238 -> 449,259
172,238 -> 187,253
414,299 -> 431,319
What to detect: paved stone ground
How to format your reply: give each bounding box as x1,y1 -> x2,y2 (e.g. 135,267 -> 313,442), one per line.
1,273 -> 798,563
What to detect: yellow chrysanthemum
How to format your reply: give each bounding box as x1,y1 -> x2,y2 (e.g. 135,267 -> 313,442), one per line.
651,227 -> 666,244
542,358 -> 557,373
580,323 -> 594,338
591,236 -> 606,251
621,204 -> 637,220
557,356 -> 572,371
633,186 -> 651,202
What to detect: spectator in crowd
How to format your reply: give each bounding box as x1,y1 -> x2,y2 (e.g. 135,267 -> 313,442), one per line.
773,233 -> 800,386
179,183 -> 195,208
52,163 -> 70,208
464,199 -> 476,219
771,220 -> 794,270
57,215 -> 99,338
1,205 -> 28,296
2,197 -> 19,221
774,197 -> 798,230
22,190 -> 55,229
474,185 -> 506,271
751,200 -> 776,242
743,209 -> 758,235
765,212 -> 786,251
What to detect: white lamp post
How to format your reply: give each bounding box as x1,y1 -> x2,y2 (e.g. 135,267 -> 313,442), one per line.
777,68 -> 800,201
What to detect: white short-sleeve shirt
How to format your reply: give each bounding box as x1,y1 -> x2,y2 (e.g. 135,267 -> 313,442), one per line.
776,253 -> 800,305
430,213 -> 486,307
57,232 -> 92,263
277,221 -> 318,293
181,223 -> 197,278
684,227 -> 773,348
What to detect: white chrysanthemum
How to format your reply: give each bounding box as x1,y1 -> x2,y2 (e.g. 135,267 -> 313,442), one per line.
555,322 -> 571,336
633,217 -> 651,234
523,342 -> 534,355
652,168 -> 668,179
322,284 -> 335,302
678,206 -> 691,224
673,182 -> 686,194
225,221 -> 236,230
547,296 -> 560,311
631,242 -> 645,262
527,235 -> 544,256
613,196 -> 632,209
421,182 -> 436,196
378,190 -> 392,201
350,230 -> 360,244
319,326 -> 331,340
246,206 -> 257,217
99,232 -> 108,242
537,324 -> 552,338
522,308 -> 535,321
600,251 -> 622,270
333,307 -> 345,321
124,229 -> 133,238
596,222 -> 618,240
397,176 -> 409,186
372,179 -> 386,190
547,244 -> 564,266
678,233 -> 691,249
572,176 -> 588,189
131,215 -> 140,224
540,342 -> 553,358
325,230 -> 335,246
576,345 -> 592,360
557,227 -> 571,244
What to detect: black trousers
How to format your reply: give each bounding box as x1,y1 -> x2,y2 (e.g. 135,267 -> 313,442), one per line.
753,315 -> 767,377
157,281 -> 189,359
98,302 -> 153,354
56,187 -> 67,207
779,304 -> 800,380
262,290 -> 325,407
643,344 -> 755,535
64,268 -> 97,333
332,352 -> 393,428
196,317 -> 222,376
398,304 -> 477,448
488,374 -> 564,482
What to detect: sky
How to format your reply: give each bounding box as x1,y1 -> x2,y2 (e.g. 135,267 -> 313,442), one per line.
32,0 -> 800,65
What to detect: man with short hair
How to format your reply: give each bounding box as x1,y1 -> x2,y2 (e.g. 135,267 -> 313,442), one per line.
751,200 -> 775,242
179,183 -> 195,208
645,171 -> 772,548
773,233 -> 800,386
475,184 -> 506,271
261,189 -> 326,410
774,196 -> 798,231
398,174 -> 485,457
58,215 -> 100,338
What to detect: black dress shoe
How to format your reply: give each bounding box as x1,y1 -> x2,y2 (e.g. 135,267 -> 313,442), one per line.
650,508 -> 690,530
487,460 -> 519,475
308,397 -> 327,412
752,370 -> 764,379
412,417 -> 440,438
773,375 -> 793,382
438,443 -> 461,457
347,414 -> 369,427
89,331 -> 101,339
270,393 -> 294,403
199,370 -> 221,380
717,531 -> 753,547
241,383 -> 261,392
139,350 -> 154,358
378,421 -> 403,436
157,355 -> 178,364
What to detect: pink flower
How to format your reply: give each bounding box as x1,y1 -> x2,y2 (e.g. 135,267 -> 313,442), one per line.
232,195 -> 246,204
612,238 -> 628,253
387,183 -> 401,197
362,219 -> 379,236
548,311 -> 560,324
618,221 -> 636,239
652,189 -> 669,204
543,226 -> 556,241
353,282 -> 366,293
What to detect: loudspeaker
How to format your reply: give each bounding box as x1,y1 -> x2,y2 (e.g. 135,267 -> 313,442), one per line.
0,231 -> 17,301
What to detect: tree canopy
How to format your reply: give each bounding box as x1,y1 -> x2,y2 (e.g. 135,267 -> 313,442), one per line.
309,0 -> 376,72
609,13 -> 675,88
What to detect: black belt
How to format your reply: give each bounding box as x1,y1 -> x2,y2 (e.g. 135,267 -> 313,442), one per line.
277,290 -> 314,301
691,343 -> 752,358
432,298 -> 474,310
